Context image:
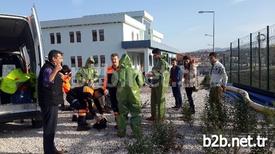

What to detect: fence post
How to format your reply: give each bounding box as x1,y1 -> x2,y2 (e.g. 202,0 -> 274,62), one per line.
258,32 -> 261,89
238,38 -> 240,84
250,33 -> 252,87
230,42 -> 232,83
267,26 -> 270,91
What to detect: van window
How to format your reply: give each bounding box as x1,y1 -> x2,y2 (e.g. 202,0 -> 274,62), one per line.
21,45 -> 31,72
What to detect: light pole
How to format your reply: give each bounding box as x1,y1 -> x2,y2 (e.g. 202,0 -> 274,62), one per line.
198,10 -> 215,52
204,34 -> 213,37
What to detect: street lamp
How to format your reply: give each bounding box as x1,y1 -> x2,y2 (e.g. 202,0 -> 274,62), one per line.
204,34 -> 213,37
198,10 -> 215,52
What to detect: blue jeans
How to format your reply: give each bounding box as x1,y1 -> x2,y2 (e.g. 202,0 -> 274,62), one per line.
172,86 -> 183,107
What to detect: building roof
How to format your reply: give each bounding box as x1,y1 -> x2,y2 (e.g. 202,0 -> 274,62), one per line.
123,11 -> 154,21
41,10 -> 151,30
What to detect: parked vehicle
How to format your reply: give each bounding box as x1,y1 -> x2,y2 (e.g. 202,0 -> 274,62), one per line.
0,7 -> 44,128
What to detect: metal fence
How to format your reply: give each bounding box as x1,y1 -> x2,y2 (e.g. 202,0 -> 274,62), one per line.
222,25 -> 275,94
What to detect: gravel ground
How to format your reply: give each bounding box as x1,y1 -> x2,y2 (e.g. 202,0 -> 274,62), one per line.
0,85 -> 209,154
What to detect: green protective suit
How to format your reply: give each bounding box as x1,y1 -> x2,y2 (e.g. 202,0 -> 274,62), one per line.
111,54 -> 144,138
151,55 -> 170,122
76,58 -> 99,86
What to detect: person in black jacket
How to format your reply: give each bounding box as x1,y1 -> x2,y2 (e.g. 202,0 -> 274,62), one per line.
170,58 -> 183,109
38,50 -> 64,154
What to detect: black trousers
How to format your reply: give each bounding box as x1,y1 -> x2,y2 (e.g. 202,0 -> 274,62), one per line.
185,87 -> 195,110
108,88 -> 119,113
41,105 -> 58,154
172,86 -> 183,107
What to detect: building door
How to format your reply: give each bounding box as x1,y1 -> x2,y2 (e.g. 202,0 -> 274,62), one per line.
127,52 -> 144,72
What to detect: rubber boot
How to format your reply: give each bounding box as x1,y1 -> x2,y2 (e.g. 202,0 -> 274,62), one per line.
77,116 -> 91,131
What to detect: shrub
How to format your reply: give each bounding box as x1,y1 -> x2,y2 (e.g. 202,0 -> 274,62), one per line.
126,122 -> 181,153
127,136 -> 153,154
233,97 -> 257,133
151,122 -> 178,152
182,103 -> 194,126
201,75 -> 210,88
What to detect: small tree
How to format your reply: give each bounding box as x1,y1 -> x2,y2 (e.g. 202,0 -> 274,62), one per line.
182,103 -> 194,126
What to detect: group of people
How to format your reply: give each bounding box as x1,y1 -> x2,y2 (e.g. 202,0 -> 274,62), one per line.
38,49 -> 228,154
170,55 -> 198,114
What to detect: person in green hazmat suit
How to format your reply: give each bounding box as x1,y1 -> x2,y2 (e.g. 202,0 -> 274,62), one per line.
111,54 -> 144,138
146,48 -> 170,122
76,56 -> 99,86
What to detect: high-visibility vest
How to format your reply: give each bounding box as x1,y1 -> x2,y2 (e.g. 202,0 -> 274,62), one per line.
103,65 -> 119,91
83,86 -> 94,96
62,76 -> 71,93
0,69 -> 30,94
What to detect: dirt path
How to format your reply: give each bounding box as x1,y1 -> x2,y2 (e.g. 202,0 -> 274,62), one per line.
0,86 -> 208,154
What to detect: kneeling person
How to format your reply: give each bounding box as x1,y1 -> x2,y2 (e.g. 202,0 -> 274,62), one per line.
66,86 -> 105,131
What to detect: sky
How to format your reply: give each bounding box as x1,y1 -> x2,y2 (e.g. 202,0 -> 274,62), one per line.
1,0 -> 275,52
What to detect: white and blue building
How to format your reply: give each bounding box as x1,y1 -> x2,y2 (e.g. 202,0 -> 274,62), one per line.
41,10 -> 178,84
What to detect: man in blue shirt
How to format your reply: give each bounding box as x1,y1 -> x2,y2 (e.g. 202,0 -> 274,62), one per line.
170,58 -> 183,109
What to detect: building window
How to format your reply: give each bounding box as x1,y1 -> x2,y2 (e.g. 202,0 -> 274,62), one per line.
69,32 -> 74,43
77,56 -> 82,67
50,33 -> 55,44
92,30 -> 97,41
93,55 -> 99,67
149,55 -> 153,66
132,32 -> 134,40
71,56 -> 76,67
136,34 -> 139,40
76,31 -> 81,42
56,32 -> 61,44
100,55 -> 105,67
169,57 -> 172,65
99,29 -> 104,41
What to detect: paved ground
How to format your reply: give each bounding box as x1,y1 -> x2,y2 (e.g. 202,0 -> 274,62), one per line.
0,87 -> 208,154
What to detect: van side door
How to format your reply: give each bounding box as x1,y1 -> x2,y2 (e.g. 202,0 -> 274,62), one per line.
28,6 -> 44,75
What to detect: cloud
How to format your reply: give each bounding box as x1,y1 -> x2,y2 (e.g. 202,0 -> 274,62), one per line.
186,26 -> 201,32
72,0 -> 84,6
232,0 -> 249,4
235,23 -> 269,34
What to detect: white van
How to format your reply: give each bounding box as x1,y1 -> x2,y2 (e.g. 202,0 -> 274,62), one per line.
0,7 -> 44,128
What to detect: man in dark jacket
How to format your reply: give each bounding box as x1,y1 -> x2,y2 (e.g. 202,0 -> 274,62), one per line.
170,58 -> 183,109
38,50 -> 64,154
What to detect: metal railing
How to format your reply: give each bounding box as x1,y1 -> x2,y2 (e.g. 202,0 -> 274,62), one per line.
223,25 -> 275,94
